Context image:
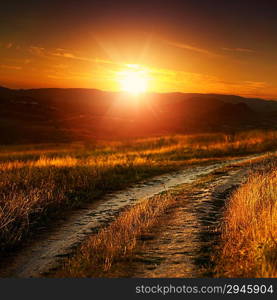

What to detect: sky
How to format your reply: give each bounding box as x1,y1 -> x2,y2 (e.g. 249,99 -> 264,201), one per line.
1,0 -> 277,99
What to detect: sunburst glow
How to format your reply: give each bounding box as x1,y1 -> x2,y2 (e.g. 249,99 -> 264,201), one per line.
117,67 -> 149,95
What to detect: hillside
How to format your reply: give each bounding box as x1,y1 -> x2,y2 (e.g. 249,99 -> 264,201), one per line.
0,86 -> 277,144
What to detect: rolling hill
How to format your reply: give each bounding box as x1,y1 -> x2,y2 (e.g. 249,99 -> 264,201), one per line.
0,86 -> 276,144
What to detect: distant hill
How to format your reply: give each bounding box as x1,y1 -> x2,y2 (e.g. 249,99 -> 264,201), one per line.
0,86 -> 276,144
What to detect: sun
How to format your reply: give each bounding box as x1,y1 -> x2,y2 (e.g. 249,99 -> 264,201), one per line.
117,67 -> 148,95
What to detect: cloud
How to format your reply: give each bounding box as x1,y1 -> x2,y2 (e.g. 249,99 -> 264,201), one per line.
0,42 -> 23,51
29,46 -> 46,56
243,81 -> 268,89
46,70 -> 99,81
143,63 -> 273,98
28,45 -> 118,67
0,64 -> 22,70
0,42 -> 13,49
5,42 -> 13,49
161,39 -> 219,57
54,64 -> 68,69
50,48 -> 116,66
52,50 -> 90,61
222,47 -> 256,53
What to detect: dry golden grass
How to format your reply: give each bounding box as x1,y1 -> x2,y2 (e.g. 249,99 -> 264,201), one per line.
215,162 -> 277,277
0,130 -> 276,251
55,193 -> 176,277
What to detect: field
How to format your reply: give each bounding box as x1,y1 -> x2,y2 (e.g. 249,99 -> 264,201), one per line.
54,152 -> 277,278
0,130 -> 276,277
215,163 -> 277,277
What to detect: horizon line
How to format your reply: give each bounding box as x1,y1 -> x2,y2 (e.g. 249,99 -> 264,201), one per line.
0,84 -> 276,101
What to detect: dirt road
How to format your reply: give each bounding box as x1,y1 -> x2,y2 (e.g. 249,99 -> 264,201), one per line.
121,166 -> 248,277
0,153 -> 271,277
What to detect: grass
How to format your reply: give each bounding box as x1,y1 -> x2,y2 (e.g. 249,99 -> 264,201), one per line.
215,161 -> 277,277
53,156 -> 277,278
54,192 -> 177,277
0,130 -> 276,252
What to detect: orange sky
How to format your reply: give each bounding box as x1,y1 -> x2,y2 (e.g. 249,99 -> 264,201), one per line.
1,1 -> 277,99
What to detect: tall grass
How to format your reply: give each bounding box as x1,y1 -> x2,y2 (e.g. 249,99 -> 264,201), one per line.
0,130 -> 276,251
55,193 -> 176,277
215,162 -> 277,277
